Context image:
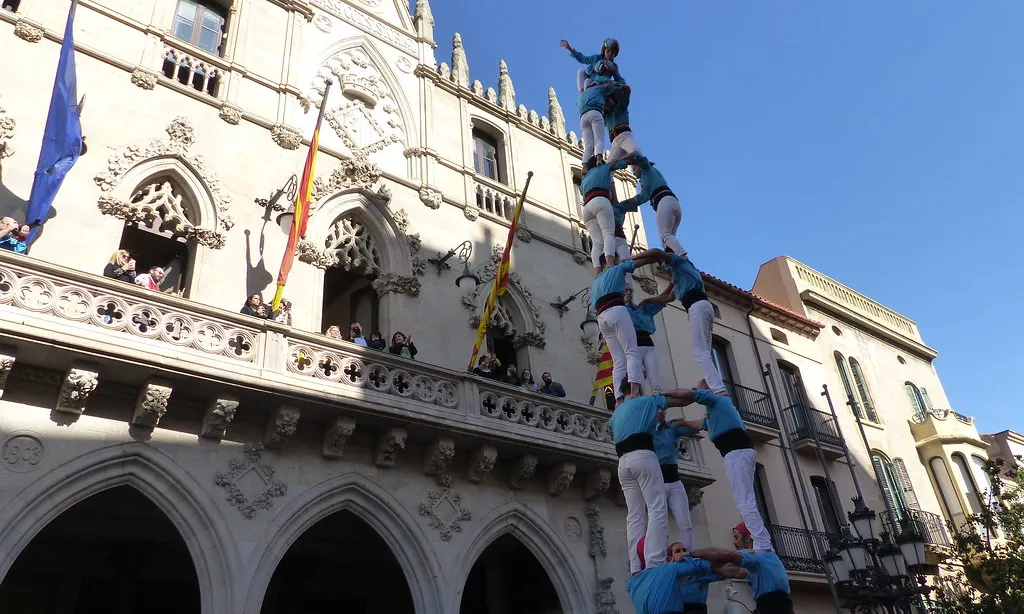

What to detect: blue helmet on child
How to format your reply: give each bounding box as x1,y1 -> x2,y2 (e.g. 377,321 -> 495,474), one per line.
601,38 -> 620,57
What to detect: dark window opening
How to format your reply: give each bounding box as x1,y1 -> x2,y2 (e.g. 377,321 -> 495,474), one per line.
460,534 -> 561,613
472,130 -> 500,181
770,328 -> 789,344
2,0 -> 21,12
172,0 -> 227,55
753,463 -> 774,525
323,267 -> 379,336
811,476 -> 844,535
118,223 -> 193,297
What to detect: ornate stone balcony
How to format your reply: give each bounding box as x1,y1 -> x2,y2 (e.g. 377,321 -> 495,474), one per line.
909,408 -> 987,450
0,253 -> 713,496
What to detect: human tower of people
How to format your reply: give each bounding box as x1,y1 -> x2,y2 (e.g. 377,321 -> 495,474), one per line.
561,38 -> 795,614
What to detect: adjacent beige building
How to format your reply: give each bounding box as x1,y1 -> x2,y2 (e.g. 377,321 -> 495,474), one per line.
0,1 -> 1002,613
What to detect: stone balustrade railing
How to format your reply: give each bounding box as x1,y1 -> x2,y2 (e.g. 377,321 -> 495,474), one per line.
0,253 -> 713,485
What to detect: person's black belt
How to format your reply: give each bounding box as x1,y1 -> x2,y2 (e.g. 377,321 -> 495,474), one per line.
683,604 -> 708,614
615,433 -> 654,457
610,124 -> 631,140
584,188 -> 610,204
660,463 -> 679,483
680,289 -> 709,311
712,428 -> 755,457
636,331 -> 655,347
614,224 -> 626,239
650,187 -> 675,211
596,293 -> 625,315
755,590 -> 794,614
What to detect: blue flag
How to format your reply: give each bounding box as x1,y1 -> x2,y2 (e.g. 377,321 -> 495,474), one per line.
25,0 -> 82,247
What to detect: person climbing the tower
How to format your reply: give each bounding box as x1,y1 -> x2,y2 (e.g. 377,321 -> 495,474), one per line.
600,73 -> 640,165
561,38 -> 624,167
627,538 -> 723,613
619,154 -> 686,256
582,155 -> 631,273
624,284 -> 673,396
591,250 -> 662,405
690,524 -> 793,614
653,402 -> 699,551
613,199 -> 640,289
610,384 -> 707,575
631,248 -> 727,396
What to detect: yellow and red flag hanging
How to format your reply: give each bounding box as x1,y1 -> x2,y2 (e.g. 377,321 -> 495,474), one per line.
592,340 -> 614,394
271,80 -> 332,312
467,171 -> 534,370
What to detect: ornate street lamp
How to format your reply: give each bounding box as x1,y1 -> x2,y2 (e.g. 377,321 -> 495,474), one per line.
254,174 -> 299,231
426,240 -> 479,291
550,286 -> 590,317
826,549 -> 851,584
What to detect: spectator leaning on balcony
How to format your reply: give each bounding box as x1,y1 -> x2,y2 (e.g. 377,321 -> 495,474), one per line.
690,524 -> 793,614
103,250 -> 137,283
0,219 -> 29,254
389,331 -> 417,360
272,299 -> 292,326
326,325 -> 343,340
539,372 -> 567,397
240,294 -> 269,319
520,369 -> 538,392
134,266 -> 165,291
368,331 -> 386,351
349,323 -> 368,346
503,364 -> 522,386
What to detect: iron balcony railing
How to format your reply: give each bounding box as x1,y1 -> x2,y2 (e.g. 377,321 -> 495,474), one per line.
766,523 -> 840,575
781,403 -> 844,448
723,380 -> 779,430
880,508 -> 951,547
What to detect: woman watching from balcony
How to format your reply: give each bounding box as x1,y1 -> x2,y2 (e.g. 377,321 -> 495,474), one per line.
325,325 -> 343,340
368,331 -> 387,351
103,250 -> 136,283
240,294 -> 268,319
520,369 -> 538,392
388,332 -> 417,360
503,364 -> 522,386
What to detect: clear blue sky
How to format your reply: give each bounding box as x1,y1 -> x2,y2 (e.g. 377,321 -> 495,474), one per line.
423,1 -> 1023,434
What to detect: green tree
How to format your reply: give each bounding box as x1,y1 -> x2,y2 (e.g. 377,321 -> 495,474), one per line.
935,458 -> 1024,614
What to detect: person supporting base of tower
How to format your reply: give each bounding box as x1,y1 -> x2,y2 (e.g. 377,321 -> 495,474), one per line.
628,538 -> 723,614
690,524 -> 793,614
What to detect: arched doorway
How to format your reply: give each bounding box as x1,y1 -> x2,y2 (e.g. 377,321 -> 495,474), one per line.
260,510 -> 412,613
459,534 -> 562,614
483,299 -> 529,377
116,176 -> 199,296
321,214 -> 382,335
0,485 -> 200,613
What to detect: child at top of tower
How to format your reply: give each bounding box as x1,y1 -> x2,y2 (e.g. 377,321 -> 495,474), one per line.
562,38 -> 625,167
561,38 -> 625,85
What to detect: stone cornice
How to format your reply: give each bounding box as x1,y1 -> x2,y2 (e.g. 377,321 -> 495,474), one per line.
801,290 -> 937,359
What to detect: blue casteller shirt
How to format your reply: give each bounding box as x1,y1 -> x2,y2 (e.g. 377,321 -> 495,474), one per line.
739,551 -> 791,598
603,82 -> 631,127
570,49 -> 626,84
695,389 -> 746,440
654,422 -> 699,466
590,260 -> 636,302
626,559 -> 719,613
0,235 -> 28,254
578,85 -> 607,116
627,301 -> 666,336
666,254 -> 705,302
613,201 -> 638,228
580,159 -> 628,197
610,394 -> 665,443
632,155 -> 670,205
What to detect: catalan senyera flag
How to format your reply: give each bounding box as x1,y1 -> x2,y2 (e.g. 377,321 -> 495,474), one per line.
467,172 -> 535,370
272,82 -> 332,312
592,340 -> 613,394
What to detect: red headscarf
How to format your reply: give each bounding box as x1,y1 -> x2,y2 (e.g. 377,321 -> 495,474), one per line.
735,522 -> 751,537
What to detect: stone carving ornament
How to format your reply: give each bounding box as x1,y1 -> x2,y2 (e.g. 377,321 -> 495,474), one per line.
56,366 -> 99,415
321,416 -> 356,459
564,516 -> 583,542
201,396 -> 239,440
0,99 -> 15,159
0,351 -> 14,398
461,244 -> 547,347
271,124 -> 303,150
580,334 -> 604,366
374,426 -> 407,468
423,437 -> 455,477
265,406 -> 301,449
418,186 -> 442,209
548,88 -> 566,137
130,67 -> 159,90
466,445 -> 497,483
93,117 -> 233,245
14,19 -> 44,43
2,434 -> 44,473
418,487 -> 471,541
218,104 -> 242,125
215,442 -> 288,520
547,461 -> 576,496
595,577 -> 620,614
509,453 -> 538,490
310,156 -> 383,201
131,379 -> 173,428
585,501 -> 607,558
477,389 -> 612,444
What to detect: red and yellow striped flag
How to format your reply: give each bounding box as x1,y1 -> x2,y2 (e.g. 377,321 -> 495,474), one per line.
592,340 -> 614,393
468,172 -> 534,369
272,81 -> 332,312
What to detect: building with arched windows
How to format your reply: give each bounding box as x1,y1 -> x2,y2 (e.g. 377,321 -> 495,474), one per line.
0,2 -> 1010,613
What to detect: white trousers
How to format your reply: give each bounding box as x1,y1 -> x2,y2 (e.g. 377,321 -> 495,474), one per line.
723,448 -> 773,551
614,237 -> 632,288
577,68 -> 588,92
629,345 -> 662,394
581,110 -> 606,164
598,305 -> 643,399
665,479 -> 694,550
654,194 -> 686,255
608,130 -> 641,164
619,449 -> 668,573
688,299 -> 726,393
583,196 -> 616,269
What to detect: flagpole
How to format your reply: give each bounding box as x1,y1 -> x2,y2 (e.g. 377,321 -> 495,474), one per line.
466,171 -> 534,370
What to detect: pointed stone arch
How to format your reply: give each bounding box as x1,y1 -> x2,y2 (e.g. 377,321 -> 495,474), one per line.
241,472 -> 444,614
451,500 -> 589,613
0,442 -> 240,613
460,244 -> 547,348
93,117 -> 233,248
306,36 -> 419,157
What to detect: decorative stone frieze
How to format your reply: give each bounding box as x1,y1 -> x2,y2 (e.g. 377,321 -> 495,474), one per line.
515,225 -> 532,243
371,272 -> 421,297
547,461 -> 576,496
586,501 -> 608,558
466,445 -> 497,483
131,379 -> 173,428
636,275 -> 659,295
595,576 -> 619,614
14,19 -> 44,43
423,437 -> 455,477
581,334 -> 604,365
418,186 -> 443,209
271,124 -> 303,150
321,416 -> 356,459
573,250 -> 589,266
584,468 -> 612,500
463,205 -> 480,221
477,387 -> 611,443
419,487 -> 470,541
55,365 -> 99,415
264,405 -> 300,449
311,156 -> 383,200
218,104 -> 242,125
374,427 -> 407,468
201,396 -> 239,440
130,67 -> 159,90
508,453 -> 538,490
215,443 -> 287,519
0,99 -> 15,159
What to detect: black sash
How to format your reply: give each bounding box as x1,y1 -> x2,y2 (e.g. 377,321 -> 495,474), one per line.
615,433 -> 654,457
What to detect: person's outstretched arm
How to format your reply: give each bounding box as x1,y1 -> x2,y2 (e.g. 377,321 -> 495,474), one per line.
690,547 -> 744,566
628,249 -> 667,269
660,388 -> 697,409
639,283 -> 675,307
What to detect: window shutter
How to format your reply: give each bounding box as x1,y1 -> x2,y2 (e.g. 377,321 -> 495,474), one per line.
904,384 -> 923,416
834,354 -> 861,418
872,455 -> 902,519
892,458 -> 921,510
920,387 -> 934,411
849,359 -> 878,422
